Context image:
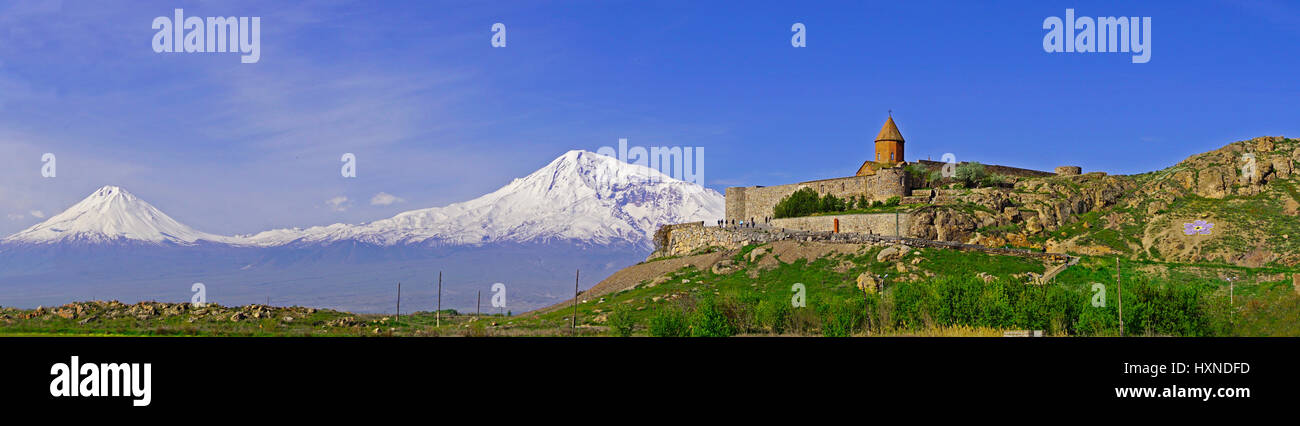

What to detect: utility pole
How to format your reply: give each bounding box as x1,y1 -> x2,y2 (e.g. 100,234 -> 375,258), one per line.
1228,276 -> 1236,326
436,271 -> 442,328
476,290 -> 481,318
1117,257 -> 1124,337
396,282 -> 401,324
1229,277 -> 1235,305
572,269 -> 580,335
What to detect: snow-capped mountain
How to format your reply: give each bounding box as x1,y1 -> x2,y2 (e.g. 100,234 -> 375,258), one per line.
242,150 -> 724,249
3,150 -> 725,250
2,185 -> 233,246
0,150 -> 724,312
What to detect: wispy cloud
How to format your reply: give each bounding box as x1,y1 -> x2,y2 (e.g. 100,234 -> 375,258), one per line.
325,196 -> 350,212
28,210 -> 44,219
370,192 -> 404,206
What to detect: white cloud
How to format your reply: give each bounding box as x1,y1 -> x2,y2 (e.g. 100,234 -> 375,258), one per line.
370,192 -> 405,206
325,196 -> 351,212
6,213 -> 25,221
28,210 -> 44,219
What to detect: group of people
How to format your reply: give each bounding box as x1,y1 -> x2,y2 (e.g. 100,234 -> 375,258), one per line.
717,216 -> 771,228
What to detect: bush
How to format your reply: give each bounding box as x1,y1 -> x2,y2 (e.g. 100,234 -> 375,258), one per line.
690,297 -> 736,337
647,307 -> 689,337
979,174 -> 1007,188
904,163 -> 929,181
755,299 -> 791,334
861,293 -> 890,334
955,162 -> 987,188
820,300 -> 863,337
724,294 -> 761,333
608,307 -> 636,337
889,275 -> 1086,334
819,194 -> 847,212
1123,278 -> 1210,336
773,188 -> 821,218
774,187 -> 901,218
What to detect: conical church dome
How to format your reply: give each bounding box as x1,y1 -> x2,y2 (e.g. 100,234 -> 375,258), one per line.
875,116 -> 904,142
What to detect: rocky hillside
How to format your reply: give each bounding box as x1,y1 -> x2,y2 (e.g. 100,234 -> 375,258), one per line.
911,136 -> 1300,268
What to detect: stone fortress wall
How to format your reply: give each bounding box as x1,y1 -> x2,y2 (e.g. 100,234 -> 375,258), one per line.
725,168 -> 909,223
649,221 -> 1073,263
771,212 -> 912,236
913,160 -> 1059,179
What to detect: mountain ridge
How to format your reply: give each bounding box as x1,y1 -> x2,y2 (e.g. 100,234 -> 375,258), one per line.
2,150 -> 725,250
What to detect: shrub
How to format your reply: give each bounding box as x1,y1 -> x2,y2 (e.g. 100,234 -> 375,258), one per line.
1123,278 -> 1211,336
647,307 -> 689,337
820,300 -> 863,337
755,299 -> 791,334
819,193 -> 847,212
788,306 -> 820,334
979,174 -> 1007,188
608,307 -> 636,337
690,297 -> 736,337
861,293 -> 890,334
904,163 -> 929,181
724,294 -> 761,333
955,162 -> 987,188
889,275 -> 1086,333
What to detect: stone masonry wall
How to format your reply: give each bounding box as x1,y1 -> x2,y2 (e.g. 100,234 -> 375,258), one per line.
649,221 -> 1073,263
915,160 -> 1055,179
725,187 -> 747,223
725,171 -> 911,223
771,212 -> 912,236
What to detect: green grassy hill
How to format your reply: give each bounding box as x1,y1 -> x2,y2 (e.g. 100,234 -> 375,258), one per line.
4,240 -> 1295,337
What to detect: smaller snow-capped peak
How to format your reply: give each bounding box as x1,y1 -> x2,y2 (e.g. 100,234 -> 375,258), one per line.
2,185 -> 232,246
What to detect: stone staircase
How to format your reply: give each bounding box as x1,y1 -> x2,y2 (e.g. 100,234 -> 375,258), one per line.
1038,255 -> 1080,284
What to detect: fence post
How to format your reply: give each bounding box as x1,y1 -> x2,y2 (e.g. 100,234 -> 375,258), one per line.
572,269 -> 580,335
436,271 -> 442,328
1117,257 -> 1124,337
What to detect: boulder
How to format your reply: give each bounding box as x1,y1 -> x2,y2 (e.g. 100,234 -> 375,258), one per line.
1196,167 -> 1230,198
710,259 -> 739,275
1054,166 -> 1082,176
876,246 -> 904,262
856,273 -> 878,294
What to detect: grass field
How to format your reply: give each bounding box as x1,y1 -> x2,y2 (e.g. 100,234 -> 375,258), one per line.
6,242 -> 1293,337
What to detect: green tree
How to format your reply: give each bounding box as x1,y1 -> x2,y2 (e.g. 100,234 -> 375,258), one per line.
955,162 -> 987,188
772,188 -> 821,218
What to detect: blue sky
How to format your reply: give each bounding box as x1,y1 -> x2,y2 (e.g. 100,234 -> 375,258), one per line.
2,0 -> 1297,236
